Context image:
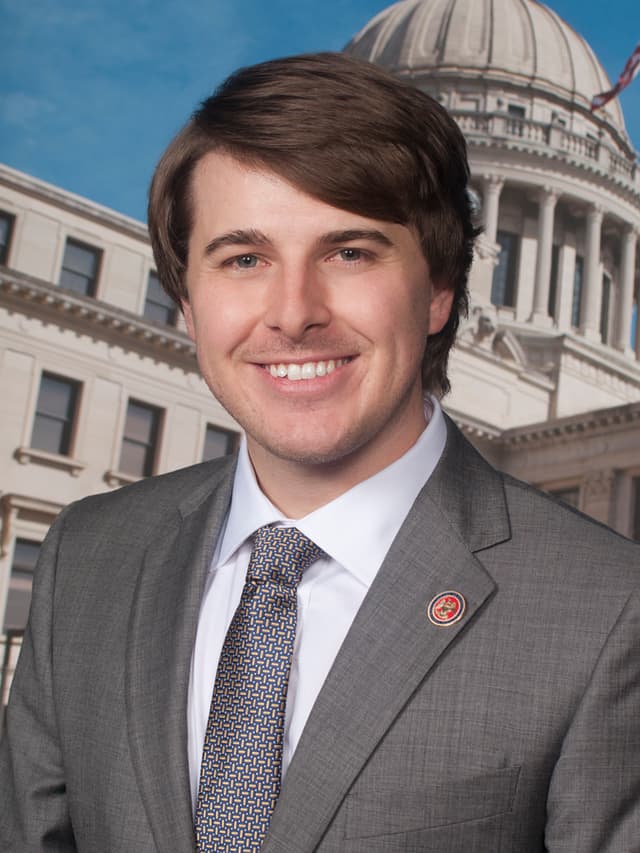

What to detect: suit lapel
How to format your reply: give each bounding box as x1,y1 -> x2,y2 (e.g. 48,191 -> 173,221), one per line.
265,421 -> 511,852
125,460 -> 235,853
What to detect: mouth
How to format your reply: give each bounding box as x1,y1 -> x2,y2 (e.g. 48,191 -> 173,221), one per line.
262,357 -> 352,381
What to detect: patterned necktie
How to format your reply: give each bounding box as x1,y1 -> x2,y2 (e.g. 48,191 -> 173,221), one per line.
195,525 -> 322,852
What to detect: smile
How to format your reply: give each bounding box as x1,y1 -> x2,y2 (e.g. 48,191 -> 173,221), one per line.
264,358 -> 351,381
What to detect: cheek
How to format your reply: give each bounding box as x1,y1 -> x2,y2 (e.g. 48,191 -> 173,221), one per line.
191,291 -> 257,353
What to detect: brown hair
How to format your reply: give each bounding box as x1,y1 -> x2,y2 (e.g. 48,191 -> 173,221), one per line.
148,52 -> 476,395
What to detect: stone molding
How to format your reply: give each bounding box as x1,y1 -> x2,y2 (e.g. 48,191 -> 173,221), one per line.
0,164 -> 148,243
14,446 -> 86,477
0,493 -> 63,556
0,267 -> 196,368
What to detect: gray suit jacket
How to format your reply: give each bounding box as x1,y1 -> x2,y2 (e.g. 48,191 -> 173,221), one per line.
2,419 -> 640,852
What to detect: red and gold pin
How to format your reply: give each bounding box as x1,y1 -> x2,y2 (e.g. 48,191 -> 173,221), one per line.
427,591 -> 466,626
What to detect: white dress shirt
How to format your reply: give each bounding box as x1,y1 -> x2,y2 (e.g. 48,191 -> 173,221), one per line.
187,397 -> 447,807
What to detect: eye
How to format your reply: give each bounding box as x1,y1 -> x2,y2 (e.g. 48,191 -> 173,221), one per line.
337,248 -> 364,262
232,254 -> 259,269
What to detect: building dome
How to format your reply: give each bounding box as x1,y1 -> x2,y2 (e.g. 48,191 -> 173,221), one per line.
345,0 -> 640,443
345,0 -> 629,144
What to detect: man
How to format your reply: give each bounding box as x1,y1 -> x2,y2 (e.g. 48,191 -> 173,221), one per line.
1,52 -> 639,852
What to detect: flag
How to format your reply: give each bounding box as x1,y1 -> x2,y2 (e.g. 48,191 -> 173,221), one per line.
591,42 -> 640,111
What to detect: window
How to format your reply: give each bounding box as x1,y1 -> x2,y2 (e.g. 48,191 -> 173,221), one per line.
491,231 -> 519,308
600,273 -> 611,344
4,539 -> 40,631
59,238 -> 101,296
202,425 -> 239,461
571,255 -> 584,328
547,244 -> 560,319
506,104 -> 525,137
30,373 -> 79,456
0,210 -> 15,265
119,400 -> 162,477
143,271 -> 177,326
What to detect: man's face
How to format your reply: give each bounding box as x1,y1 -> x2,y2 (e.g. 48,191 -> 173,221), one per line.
183,151 -> 452,481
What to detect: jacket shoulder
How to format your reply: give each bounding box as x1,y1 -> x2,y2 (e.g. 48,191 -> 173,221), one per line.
57,454 -> 236,532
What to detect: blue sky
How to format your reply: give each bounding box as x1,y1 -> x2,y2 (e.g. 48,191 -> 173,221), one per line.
1,0 -> 638,222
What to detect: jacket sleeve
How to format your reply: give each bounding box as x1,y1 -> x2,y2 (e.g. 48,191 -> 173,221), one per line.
0,509 -> 77,851
545,590 -> 640,852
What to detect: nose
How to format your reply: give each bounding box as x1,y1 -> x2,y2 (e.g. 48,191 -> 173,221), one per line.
263,265 -> 331,340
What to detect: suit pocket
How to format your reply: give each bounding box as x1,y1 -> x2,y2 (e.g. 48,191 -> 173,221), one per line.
343,763 -> 521,839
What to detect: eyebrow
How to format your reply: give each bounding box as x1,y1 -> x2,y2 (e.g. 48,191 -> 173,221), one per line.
204,229 -> 269,256
317,229 -> 394,249
203,226 -> 395,258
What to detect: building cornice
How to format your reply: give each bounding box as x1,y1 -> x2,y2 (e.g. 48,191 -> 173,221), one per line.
0,266 -> 196,369
452,399 -> 640,447
498,400 -> 640,448
0,163 -> 149,244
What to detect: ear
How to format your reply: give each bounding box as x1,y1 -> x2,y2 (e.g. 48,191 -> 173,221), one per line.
428,286 -> 455,334
181,299 -> 196,342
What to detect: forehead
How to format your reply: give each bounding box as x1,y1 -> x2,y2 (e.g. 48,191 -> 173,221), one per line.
188,151 -> 418,248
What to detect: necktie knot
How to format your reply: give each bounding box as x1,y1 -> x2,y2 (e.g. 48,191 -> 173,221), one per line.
247,525 -> 323,588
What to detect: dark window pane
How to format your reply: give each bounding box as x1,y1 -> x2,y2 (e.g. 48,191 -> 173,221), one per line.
0,211 -> 15,265
63,241 -> 98,277
4,539 -> 40,631
491,231 -> 519,308
125,403 -> 156,444
119,400 -> 161,477
548,244 -> 560,318
600,273 -> 611,344
119,441 -> 149,477
202,425 -> 238,461
38,375 -> 76,418
30,417 -> 67,455
30,373 -> 79,455
571,255 -> 584,328
59,239 -> 101,296
143,271 -> 177,326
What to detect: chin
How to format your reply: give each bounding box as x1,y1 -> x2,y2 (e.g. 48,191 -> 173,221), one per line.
251,425 -> 376,468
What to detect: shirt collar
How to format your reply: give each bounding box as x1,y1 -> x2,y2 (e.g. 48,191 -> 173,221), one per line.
216,396 -> 446,587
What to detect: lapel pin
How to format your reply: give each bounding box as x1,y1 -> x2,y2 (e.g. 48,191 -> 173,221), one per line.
427,591 -> 466,626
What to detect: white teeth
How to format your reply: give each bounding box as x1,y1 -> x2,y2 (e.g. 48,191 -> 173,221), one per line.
266,358 -> 349,380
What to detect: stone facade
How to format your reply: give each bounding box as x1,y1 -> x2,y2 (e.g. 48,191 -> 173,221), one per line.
0,165 -> 239,677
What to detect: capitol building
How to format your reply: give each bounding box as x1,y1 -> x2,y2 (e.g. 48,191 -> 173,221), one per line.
1,0 -> 639,698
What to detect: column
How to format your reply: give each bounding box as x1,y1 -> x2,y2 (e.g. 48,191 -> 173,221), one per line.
530,187 -> 558,325
580,205 -> 603,341
613,225 -> 638,355
482,176 -> 504,244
